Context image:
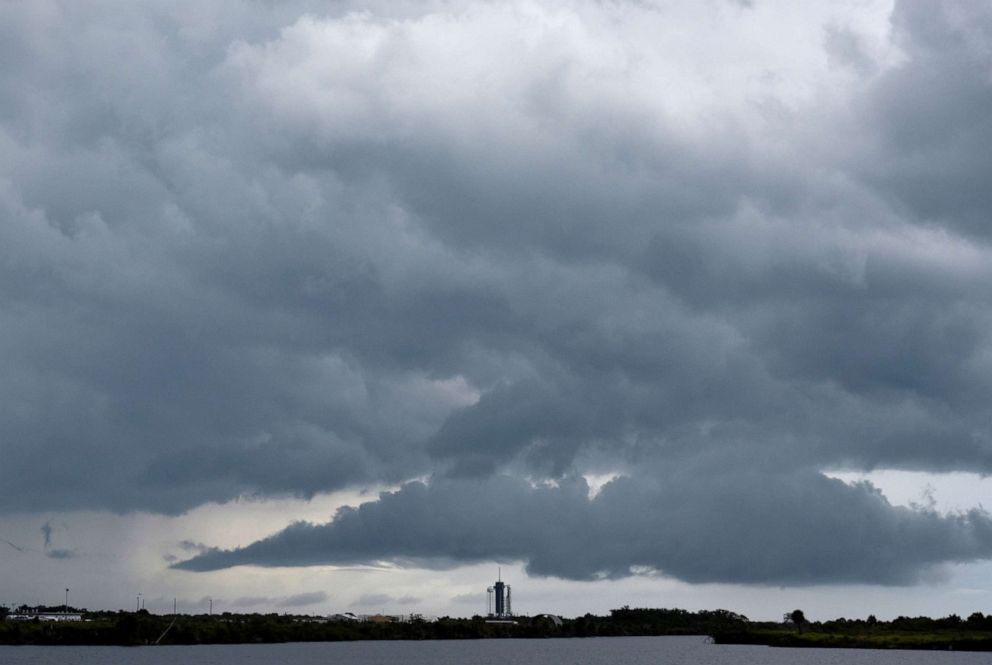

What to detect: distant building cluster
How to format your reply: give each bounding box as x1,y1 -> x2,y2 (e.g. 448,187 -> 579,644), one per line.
324,612 -> 429,624
7,610 -> 83,622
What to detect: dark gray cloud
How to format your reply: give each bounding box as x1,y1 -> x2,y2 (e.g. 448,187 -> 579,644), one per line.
176,474 -> 992,585
178,540 -> 212,555
40,519 -> 75,559
3,0 -> 992,586
40,522 -> 54,550
854,0 -> 992,235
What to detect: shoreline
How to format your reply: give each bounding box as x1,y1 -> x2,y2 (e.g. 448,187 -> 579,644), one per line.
6,607 -> 992,651
712,628 -> 992,652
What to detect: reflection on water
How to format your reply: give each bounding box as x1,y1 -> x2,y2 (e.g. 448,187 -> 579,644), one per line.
0,635 -> 988,665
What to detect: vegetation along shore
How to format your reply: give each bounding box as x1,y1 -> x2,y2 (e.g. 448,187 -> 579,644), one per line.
4,605 -> 992,650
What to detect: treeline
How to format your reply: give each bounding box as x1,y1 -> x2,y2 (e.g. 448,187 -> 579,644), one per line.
7,605 -> 83,614
586,607 -> 749,636
712,611 -> 992,651
8,605 -> 992,650
0,606 -> 748,646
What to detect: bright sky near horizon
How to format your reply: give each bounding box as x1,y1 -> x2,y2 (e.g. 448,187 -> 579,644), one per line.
4,0 -> 992,622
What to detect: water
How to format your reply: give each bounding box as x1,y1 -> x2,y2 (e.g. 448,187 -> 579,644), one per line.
0,636 -> 988,665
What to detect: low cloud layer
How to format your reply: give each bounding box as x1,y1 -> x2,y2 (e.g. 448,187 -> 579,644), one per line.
4,0 -> 992,586
226,591 -> 328,608
175,474 -> 992,585
277,591 -> 329,608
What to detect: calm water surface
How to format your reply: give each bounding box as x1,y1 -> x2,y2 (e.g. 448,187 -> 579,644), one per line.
2,636 -> 990,665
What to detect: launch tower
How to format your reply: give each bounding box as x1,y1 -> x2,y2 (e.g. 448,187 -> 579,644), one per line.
486,568 -> 513,621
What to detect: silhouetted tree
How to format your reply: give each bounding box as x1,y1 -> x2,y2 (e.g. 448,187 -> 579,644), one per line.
787,609 -> 807,634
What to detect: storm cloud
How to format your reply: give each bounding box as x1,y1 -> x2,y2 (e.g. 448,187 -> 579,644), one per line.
4,0 -> 992,586
175,473 -> 992,585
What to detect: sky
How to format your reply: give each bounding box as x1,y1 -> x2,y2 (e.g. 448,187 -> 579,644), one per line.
3,0 -> 992,622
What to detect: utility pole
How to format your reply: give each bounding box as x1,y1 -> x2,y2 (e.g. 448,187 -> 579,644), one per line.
65,588 -> 69,615
209,598 -> 212,615
136,593 -> 141,613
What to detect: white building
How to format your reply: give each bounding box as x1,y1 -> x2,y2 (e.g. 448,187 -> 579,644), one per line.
8,612 -> 83,622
